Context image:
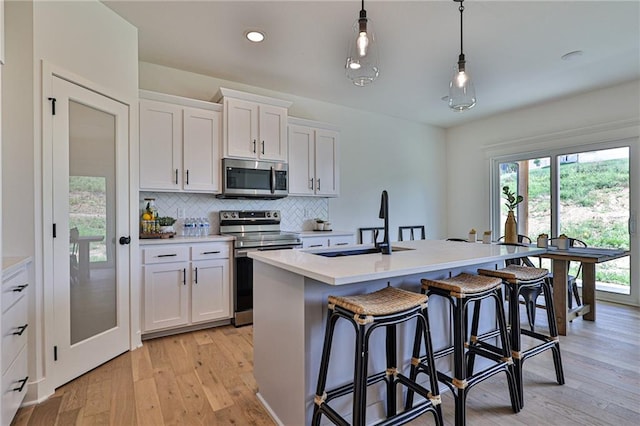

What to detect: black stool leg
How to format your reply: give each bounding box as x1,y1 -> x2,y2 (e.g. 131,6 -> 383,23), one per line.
466,299 -> 483,377
541,279 -> 565,385
385,324 -> 397,417
312,309 -> 341,426
405,315 -> 425,409
493,289 -> 521,412
507,282 -> 525,410
353,322 -> 367,426
452,297 -> 468,426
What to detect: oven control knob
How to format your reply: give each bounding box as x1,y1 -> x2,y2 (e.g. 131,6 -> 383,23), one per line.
273,211 -> 279,218
231,212 -> 238,219
222,212 -> 228,219
266,212 -> 271,218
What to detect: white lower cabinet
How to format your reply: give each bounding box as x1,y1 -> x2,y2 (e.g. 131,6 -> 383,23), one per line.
300,233 -> 355,249
142,242 -> 231,334
2,259 -> 31,426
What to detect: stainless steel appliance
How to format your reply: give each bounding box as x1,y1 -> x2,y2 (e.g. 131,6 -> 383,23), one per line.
218,158 -> 288,199
220,210 -> 301,326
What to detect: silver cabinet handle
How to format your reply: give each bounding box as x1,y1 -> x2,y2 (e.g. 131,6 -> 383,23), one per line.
309,178 -> 314,190
202,251 -> 221,255
175,169 -> 179,185
253,139 -> 257,153
261,140 -> 265,154
317,178 -> 321,191
186,169 -> 190,185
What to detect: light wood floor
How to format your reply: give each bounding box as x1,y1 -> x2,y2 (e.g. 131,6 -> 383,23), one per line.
12,301 -> 640,425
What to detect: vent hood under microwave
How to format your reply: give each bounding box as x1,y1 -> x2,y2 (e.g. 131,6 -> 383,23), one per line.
217,158 -> 289,199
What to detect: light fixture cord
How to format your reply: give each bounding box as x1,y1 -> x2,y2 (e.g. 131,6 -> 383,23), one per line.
459,1 -> 465,58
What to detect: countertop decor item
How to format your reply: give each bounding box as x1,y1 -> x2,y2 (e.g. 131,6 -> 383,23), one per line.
503,185 -> 523,244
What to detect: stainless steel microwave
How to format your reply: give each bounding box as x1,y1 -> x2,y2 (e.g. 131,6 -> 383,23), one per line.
219,158 -> 288,199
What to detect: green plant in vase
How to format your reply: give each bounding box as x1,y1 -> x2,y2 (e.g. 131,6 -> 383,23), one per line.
502,186 -> 523,244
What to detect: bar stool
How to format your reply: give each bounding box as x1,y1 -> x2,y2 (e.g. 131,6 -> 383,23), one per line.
478,264 -> 565,409
312,286 -> 443,426
406,273 -> 520,426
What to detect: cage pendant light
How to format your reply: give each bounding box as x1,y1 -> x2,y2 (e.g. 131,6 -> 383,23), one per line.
449,0 -> 476,111
345,0 -> 380,86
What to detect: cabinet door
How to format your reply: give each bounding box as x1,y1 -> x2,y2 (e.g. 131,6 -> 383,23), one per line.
259,104 -> 288,161
225,98 -> 258,159
143,262 -> 189,331
288,125 -> 315,195
139,100 -> 182,190
314,129 -> 340,196
191,259 -> 230,323
183,107 -> 221,192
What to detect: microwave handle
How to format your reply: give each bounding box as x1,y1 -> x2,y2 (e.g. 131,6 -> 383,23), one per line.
270,166 -> 276,194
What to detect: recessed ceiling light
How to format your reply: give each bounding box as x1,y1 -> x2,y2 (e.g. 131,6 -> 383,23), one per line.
561,50 -> 584,61
246,31 -> 265,43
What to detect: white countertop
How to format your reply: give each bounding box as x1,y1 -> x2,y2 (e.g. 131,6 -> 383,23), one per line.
249,239 -> 546,285
139,235 -> 234,245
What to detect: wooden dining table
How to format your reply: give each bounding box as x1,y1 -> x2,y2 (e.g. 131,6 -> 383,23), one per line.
537,246 -> 629,335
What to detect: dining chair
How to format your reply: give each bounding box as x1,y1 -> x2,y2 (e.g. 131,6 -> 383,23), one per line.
398,225 -> 426,241
548,237 -> 588,309
358,227 -> 385,244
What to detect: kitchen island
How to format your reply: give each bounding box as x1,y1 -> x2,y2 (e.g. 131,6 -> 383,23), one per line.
249,239 -> 546,425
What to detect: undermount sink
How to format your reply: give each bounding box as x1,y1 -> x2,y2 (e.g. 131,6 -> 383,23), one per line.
314,246 -> 415,257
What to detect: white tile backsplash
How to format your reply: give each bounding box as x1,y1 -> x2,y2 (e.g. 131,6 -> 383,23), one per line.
140,192 -> 329,233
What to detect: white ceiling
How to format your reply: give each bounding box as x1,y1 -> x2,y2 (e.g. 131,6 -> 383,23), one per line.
102,0 -> 640,128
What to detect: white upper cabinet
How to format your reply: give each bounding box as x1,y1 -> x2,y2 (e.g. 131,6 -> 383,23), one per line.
139,99 -> 182,191
216,88 -> 291,162
139,91 -> 222,193
288,118 -> 340,197
183,107 -> 221,192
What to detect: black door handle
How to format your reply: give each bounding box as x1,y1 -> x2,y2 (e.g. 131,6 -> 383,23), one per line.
119,236 -> 131,245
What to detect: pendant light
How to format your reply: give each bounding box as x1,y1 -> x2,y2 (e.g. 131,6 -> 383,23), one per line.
345,0 -> 379,86
448,0 -> 476,111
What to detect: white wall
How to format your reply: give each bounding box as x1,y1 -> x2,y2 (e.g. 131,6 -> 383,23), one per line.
445,80 -> 640,238
3,0 -> 138,403
139,62 -> 448,240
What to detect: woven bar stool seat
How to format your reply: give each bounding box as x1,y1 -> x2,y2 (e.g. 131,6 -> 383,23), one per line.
478,265 -> 565,409
406,273 -> 520,426
313,286 -> 443,426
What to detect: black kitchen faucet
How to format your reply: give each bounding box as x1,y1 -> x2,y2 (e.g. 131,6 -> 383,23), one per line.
376,190 -> 392,254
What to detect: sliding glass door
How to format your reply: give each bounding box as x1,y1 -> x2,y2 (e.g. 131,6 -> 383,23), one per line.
494,142 -> 636,305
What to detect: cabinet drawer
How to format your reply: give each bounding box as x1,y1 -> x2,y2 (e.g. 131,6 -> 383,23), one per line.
191,243 -> 230,260
329,235 -> 355,246
301,236 -> 328,249
2,268 -> 28,314
2,295 -> 28,375
1,345 -> 28,426
143,246 -> 189,264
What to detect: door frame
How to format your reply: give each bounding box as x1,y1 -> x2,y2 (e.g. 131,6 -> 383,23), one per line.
41,61 -> 141,394
490,133 -> 639,307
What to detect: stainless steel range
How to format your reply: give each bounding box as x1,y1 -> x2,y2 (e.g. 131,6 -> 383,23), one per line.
220,210 -> 302,326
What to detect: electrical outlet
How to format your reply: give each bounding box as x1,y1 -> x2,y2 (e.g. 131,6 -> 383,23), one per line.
303,208 -> 310,218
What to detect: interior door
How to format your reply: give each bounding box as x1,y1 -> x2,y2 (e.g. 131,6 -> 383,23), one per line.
50,76 -> 130,387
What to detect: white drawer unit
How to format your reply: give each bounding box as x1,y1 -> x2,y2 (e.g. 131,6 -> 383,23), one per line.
190,242 -> 230,261
141,242 -> 231,334
299,233 -> 355,249
2,258 -> 31,426
142,245 -> 189,264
